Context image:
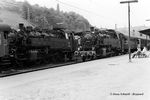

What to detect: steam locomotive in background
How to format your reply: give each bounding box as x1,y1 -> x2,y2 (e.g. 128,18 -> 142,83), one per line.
0,23 -> 150,71
74,27 -> 150,61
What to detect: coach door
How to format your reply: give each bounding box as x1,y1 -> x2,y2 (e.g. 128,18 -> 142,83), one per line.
0,24 -> 11,57
0,32 -> 5,57
0,32 -> 2,57
0,31 -> 9,57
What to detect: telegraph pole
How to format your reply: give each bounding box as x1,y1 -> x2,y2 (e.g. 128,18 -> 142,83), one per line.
120,0 -> 138,62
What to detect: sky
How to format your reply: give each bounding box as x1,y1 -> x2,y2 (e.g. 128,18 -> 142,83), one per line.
15,0 -> 150,29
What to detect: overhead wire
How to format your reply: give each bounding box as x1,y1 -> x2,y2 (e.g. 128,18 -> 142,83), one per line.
55,0 -> 118,24
1,0 -> 117,24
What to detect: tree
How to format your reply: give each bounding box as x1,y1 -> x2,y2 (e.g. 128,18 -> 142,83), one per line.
3,0 -> 91,31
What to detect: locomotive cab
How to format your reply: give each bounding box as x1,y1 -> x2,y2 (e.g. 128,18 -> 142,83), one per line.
0,24 -> 11,58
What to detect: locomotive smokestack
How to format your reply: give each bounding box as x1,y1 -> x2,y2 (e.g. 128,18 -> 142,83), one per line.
19,23 -> 24,30
90,27 -> 95,33
90,27 -> 94,31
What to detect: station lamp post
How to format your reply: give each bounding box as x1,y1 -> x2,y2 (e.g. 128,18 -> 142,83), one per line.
120,0 -> 138,62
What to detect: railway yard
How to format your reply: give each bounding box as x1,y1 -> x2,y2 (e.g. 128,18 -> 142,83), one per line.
0,55 -> 150,100
1,0 -> 150,100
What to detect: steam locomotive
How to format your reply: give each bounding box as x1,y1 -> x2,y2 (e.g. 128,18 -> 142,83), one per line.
74,27 -> 150,61
0,23 -> 77,71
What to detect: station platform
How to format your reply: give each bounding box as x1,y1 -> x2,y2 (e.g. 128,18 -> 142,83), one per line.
0,55 -> 150,100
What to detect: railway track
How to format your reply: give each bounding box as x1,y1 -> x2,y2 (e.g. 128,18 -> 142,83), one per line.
0,61 -> 80,78
0,54 -> 125,78
0,57 -> 98,77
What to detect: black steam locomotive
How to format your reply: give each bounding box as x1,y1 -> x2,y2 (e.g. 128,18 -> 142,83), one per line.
0,24 -> 77,71
74,27 -> 150,61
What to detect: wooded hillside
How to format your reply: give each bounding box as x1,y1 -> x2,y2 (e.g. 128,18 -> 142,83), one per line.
0,0 -> 91,31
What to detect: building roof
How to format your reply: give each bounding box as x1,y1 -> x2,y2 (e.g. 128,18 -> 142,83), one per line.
118,26 -> 149,39
139,28 -> 150,36
0,9 -> 35,29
